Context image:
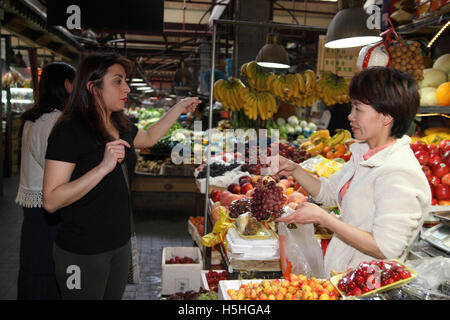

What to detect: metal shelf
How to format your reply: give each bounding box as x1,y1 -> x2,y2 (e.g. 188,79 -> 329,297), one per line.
397,13 -> 450,34
417,106 -> 450,115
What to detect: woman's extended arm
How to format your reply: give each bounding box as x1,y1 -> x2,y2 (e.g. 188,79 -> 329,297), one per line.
134,97 -> 201,149
276,202 -> 386,259
43,139 -> 130,213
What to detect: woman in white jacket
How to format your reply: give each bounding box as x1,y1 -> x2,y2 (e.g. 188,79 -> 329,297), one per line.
275,67 -> 431,277
16,62 -> 75,299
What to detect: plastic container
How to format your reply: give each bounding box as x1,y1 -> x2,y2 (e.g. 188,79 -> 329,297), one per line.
330,260 -> 418,299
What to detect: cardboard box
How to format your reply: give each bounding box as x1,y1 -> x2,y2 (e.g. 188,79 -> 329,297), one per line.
316,35 -> 362,79
161,247 -> 203,295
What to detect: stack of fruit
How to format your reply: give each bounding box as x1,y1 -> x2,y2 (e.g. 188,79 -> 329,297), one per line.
412,139 -> 450,205
226,274 -> 340,300
278,142 -> 312,163
388,41 -> 424,82
205,270 -> 228,292
165,256 -> 197,264
336,260 -> 413,297
300,129 -> 352,158
189,216 -> 204,236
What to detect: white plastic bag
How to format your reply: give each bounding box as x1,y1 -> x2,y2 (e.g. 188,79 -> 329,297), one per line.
278,222 -> 326,278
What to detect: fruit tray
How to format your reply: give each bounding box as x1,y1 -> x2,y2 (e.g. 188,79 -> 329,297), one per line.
236,224 -> 277,240
330,260 -> 418,299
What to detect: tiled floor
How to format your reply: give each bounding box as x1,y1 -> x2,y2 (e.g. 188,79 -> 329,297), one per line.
0,175 -> 194,300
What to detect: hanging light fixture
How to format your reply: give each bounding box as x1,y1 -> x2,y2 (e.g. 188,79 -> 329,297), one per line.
325,7 -> 382,49
255,33 -> 290,69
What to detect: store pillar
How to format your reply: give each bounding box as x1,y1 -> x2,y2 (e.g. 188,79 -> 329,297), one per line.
232,0 -> 272,76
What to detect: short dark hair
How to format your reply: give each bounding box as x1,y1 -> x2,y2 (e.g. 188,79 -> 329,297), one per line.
22,62 -> 76,122
349,67 -> 419,138
61,53 -> 135,145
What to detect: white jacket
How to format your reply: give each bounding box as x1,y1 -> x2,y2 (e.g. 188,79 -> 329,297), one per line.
313,135 -> 431,276
15,109 -> 61,208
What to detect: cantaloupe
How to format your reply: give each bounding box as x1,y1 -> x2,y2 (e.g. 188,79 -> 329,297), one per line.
420,87 -> 438,106
420,68 -> 447,88
433,54 -> 450,74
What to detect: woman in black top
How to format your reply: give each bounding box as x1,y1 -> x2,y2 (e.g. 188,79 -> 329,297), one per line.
42,53 -> 200,299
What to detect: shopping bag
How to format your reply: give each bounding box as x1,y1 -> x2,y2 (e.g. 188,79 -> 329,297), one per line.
278,222 -> 326,279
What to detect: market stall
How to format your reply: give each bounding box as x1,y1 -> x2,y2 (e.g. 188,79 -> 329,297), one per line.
159,10 -> 450,300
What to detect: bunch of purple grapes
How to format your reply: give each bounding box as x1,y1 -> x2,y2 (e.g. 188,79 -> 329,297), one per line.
229,198 -> 252,218
250,180 -> 287,221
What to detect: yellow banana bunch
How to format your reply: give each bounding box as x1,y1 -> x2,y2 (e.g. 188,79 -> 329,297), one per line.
241,61 -> 276,92
318,71 -> 351,106
327,129 -> 352,147
270,74 -> 300,103
239,87 -> 277,120
213,77 -> 246,111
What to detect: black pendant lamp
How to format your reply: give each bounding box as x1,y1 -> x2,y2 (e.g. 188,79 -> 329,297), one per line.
256,33 -> 290,69
325,7 -> 382,49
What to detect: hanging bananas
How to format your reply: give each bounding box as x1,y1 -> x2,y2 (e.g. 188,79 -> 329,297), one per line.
317,71 -> 350,106
239,87 -> 277,121
213,77 -> 246,111
241,61 -> 277,92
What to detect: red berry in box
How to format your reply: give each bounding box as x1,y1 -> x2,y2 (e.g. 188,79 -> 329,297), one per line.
399,270 -> 411,279
353,287 -> 362,296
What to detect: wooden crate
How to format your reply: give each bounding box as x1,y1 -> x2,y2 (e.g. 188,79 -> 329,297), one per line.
132,176 -> 196,193
316,35 -> 362,79
230,259 -> 281,272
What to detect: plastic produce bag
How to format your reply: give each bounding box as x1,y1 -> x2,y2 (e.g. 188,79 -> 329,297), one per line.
314,158 -> 344,179
278,222 -> 326,279
201,206 -> 233,248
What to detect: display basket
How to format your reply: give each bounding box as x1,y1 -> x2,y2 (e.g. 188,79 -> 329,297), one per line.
329,260 -> 418,299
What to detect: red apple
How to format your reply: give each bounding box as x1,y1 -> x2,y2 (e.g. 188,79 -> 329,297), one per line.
210,189 -> 222,202
227,183 -> 241,194
240,182 -> 254,195
431,198 -> 439,206
442,173 -> 450,186
414,150 -> 430,165
428,155 -> 442,168
438,139 -> 450,153
422,165 -> 433,182
411,141 -> 428,153
239,175 -> 252,186
442,151 -> 450,167
430,176 -> 441,187
432,163 -> 450,179
435,184 -> 450,201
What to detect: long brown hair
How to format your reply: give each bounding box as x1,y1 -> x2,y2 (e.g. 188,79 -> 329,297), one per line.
61,53 -> 135,144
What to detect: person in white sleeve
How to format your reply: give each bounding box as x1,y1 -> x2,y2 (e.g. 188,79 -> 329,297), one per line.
275,67 -> 431,276
16,62 -> 75,299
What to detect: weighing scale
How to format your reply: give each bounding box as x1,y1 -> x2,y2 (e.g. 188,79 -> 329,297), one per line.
420,210 -> 450,256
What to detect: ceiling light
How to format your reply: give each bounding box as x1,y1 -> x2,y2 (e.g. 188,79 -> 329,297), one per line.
325,7 -> 382,49
136,86 -> 152,90
132,78 -> 144,82
256,33 -> 290,69
130,82 -> 148,86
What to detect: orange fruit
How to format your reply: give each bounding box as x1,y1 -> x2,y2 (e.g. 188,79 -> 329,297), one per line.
436,81 -> 450,106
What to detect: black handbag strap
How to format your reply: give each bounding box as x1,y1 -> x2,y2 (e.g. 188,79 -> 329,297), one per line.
120,162 -> 135,234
